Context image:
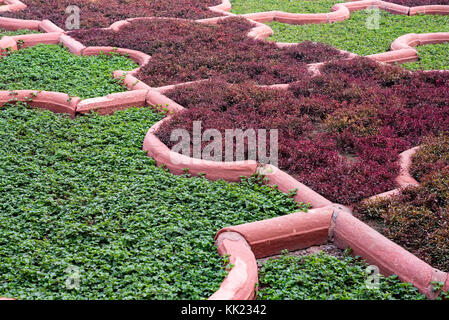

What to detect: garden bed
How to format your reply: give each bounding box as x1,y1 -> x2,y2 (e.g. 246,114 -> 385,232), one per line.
155,57 -> 449,204
267,10 -> 449,56
402,42 -> 449,70
68,17 -> 348,87
0,0 -> 224,29
355,134 -> 449,272
257,250 -> 427,300
0,28 -> 38,37
0,44 -> 136,99
0,104 -> 302,299
230,0 -> 344,14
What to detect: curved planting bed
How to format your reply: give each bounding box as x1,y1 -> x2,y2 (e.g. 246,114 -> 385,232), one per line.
267,9 -> 449,56
0,104 -> 302,299
0,28 -> 37,37
402,42 -> 449,70
257,251 -> 426,300
230,0 -> 345,14
0,0 -> 224,29
154,57 -> 449,205
68,17 -> 348,87
354,133 -> 449,273
0,44 -> 137,99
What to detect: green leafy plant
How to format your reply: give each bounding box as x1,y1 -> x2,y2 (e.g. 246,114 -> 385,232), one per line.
0,44 -> 137,99
257,251 -> 426,300
0,104 -> 302,299
267,11 -> 449,56
402,43 -> 449,70
230,0 -> 344,14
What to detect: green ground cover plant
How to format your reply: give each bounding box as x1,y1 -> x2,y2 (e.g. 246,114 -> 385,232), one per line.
0,104 -> 301,299
0,44 -> 137,99
0,29 -> 40,38
257,251 -> 427,300
267,11 -> 449,56
230,0 -> 343,14
402,43 -> 449,71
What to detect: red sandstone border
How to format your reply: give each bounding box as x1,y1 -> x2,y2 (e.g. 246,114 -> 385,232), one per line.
212,205 -> 449,300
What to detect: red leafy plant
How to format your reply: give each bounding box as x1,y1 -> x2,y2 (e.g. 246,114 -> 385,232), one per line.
156,58 -> 449,204
69,17 -> 348,87
0,0 -> 223,29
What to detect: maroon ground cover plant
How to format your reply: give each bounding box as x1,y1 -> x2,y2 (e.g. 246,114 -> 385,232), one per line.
385,0 -> 449,6
0,0 -> 223,29
156,58 -> 449,204
69,17 -> 348,87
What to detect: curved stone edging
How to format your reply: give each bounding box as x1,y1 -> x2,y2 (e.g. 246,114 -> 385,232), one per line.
333,209 -> 447,299
0,0 -> 25,13
213,205 -> 449,299
366,146 -> 421,202
208,0 -> 449,67
209,231 -> 258,300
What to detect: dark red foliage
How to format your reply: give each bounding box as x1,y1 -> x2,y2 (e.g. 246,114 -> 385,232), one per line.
355,167 -> 449,272
69,17 -> 348,87
384,0 -> 449,6
0,0 -> 223,29
156,58 -> 449,204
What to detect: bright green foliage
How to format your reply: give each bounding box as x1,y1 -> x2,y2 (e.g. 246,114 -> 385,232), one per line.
267,11 -> 449,56
402,43 -> 449,70
0,29 -> 40,38
257,252 -> 426,300
230,0 -> 343,14
0,105 -> 301,299
0,44 -> 137,99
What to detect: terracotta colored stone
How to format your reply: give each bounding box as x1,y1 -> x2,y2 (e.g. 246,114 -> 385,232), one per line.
209,232 -> 258,300
333,210 -> 445,298
242,11 -> 276,23
76,90 -> 147,115
0,0 -> 25,12
142,127 -> 258,181
275,12 -> 329,25
391,33 -> 420,51
410,5 -> 449,16
146,89 -> 186,113
367,48 -> 418,64
216,207 -> 333,258
377,1 -> 410,15
0,35 -> 17,55
109,20 -> 130,32
0,17 -> 40,30
0,90 -> 79,116
113,71 -> 151,91
39,19 -> 64,33
256,164 -> 333,208
59,34 -> 85,55
418,32 -> 449,45
11,32 -> 61,48
395,146 -> 420,187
